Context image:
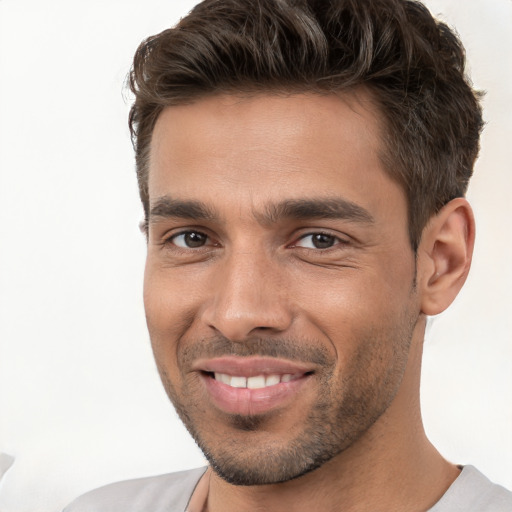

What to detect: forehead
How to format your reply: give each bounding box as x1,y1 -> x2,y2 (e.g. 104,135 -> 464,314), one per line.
148,92 -> 401,219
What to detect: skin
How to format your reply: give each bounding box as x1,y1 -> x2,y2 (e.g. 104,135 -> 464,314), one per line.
144,92 -> 474,511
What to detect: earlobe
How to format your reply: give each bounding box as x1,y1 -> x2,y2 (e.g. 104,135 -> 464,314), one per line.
418,198 -> 475,316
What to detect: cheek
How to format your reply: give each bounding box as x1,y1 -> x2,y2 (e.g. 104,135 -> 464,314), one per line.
143,263 -> 185,374
293,270 -> 410,325
290,264 -> 417,362
143,260 -> 202,338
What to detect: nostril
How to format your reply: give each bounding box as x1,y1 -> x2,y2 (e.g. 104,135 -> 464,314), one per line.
201,297 -> 294,341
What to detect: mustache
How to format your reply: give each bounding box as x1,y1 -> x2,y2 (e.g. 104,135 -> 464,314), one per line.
179,335 -> 333,368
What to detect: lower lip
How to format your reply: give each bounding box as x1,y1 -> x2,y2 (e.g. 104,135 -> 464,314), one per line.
201,373 -> 311,416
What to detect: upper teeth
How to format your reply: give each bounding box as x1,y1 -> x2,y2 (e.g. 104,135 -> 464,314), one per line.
214,373 -> 295,389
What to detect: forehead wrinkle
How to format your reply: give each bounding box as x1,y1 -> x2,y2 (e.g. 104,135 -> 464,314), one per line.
256,198 -> 375,226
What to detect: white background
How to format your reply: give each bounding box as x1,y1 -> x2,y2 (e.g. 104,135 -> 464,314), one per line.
0,1 -> 510,511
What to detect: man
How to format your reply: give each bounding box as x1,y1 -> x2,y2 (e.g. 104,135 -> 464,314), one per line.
64,0 -> 512,510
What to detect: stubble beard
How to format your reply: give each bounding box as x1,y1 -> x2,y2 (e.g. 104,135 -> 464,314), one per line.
153,307 -> 417,487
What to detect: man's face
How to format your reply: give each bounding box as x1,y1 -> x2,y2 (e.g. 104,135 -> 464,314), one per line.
144,93 -> 421,485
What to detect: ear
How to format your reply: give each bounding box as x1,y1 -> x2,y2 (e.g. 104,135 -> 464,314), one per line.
417,198 -> 475,316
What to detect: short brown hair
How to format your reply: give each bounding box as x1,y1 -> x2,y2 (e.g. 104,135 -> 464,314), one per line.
129,0 -> 483,250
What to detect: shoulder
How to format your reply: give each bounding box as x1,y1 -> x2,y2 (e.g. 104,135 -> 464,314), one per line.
62,466 -> 207,512
429,465 -> 512,512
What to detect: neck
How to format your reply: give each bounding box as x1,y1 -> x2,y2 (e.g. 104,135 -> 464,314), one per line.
205,320 -> 460,512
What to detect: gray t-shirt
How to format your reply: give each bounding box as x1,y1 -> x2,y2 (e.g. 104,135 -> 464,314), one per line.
63,465 -> 512,512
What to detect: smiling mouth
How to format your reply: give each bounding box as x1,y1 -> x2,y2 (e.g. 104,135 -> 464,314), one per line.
200,368 -> 314,416
194,356 -> 316,415
208,372 -> 304,389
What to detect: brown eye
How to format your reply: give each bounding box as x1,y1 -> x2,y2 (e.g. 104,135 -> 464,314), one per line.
172,231 -> 209,248
296,233 -> 338,249
311,233 -> 336,249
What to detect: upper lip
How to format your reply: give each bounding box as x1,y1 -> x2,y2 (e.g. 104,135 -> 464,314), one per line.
192,356 -> 314,377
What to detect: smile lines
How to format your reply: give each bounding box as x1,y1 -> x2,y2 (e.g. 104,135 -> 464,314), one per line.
213,373 -> 298,389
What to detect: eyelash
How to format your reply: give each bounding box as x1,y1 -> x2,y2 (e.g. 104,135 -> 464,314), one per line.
292,232 -> 348,250
166,230 -> 215,249
164,230 -> 348,252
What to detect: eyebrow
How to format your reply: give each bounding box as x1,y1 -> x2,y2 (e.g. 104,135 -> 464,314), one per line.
261,198 -> 375,225
149,196 -> 217,222
147,195 -> 374,227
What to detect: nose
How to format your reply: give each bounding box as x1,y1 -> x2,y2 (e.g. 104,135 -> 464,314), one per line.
200,248 -> 294,341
